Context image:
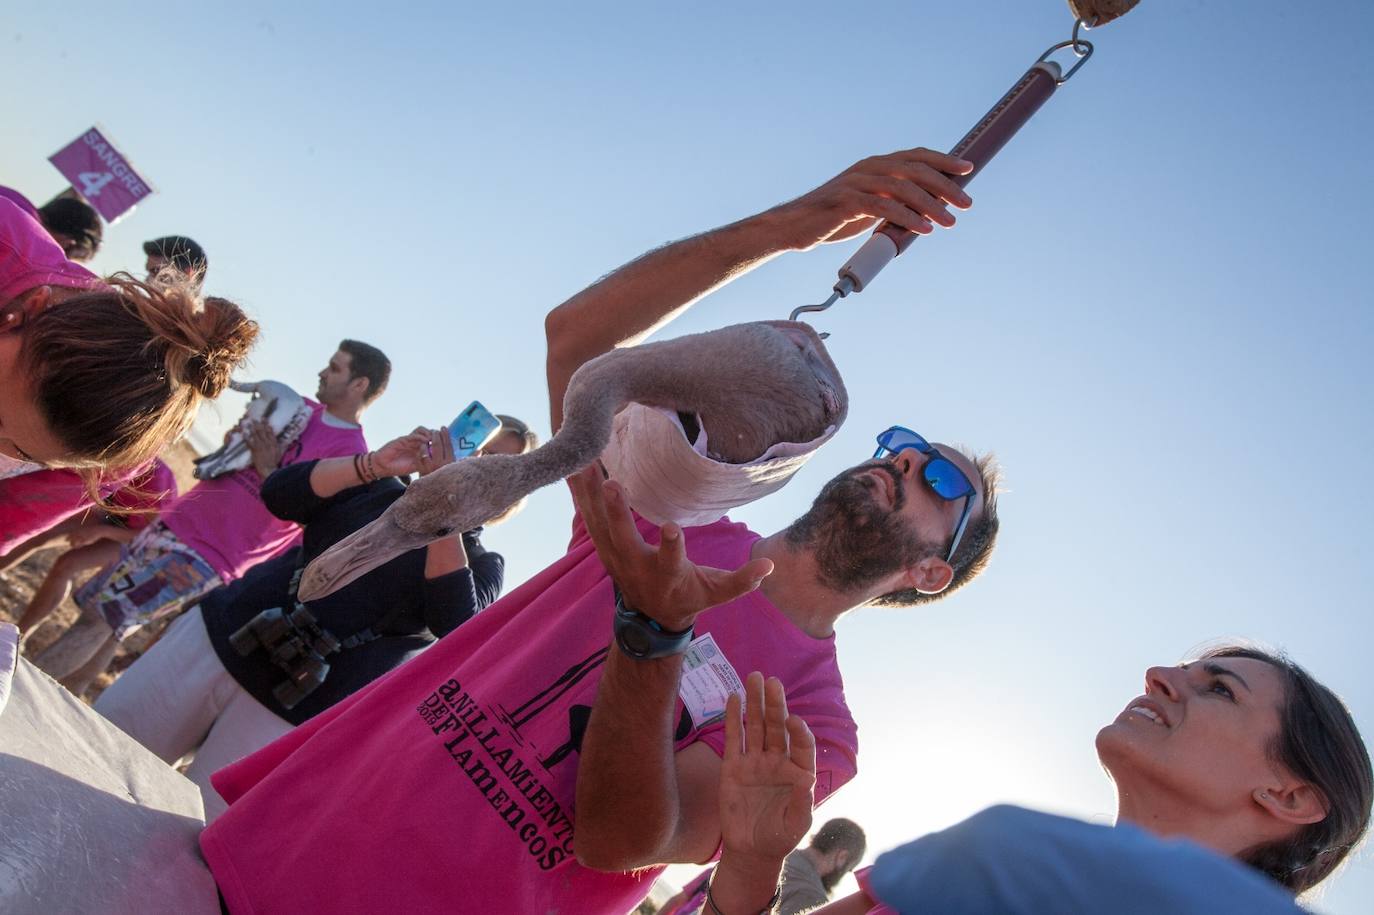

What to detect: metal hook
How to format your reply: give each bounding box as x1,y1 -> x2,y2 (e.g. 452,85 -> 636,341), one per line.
788,290 -> 840,338
1037,37 -> 1094,83
1071,16 -> 1098,54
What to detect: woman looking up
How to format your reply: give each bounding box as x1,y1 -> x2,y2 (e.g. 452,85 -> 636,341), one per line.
708,646 -> 1370,913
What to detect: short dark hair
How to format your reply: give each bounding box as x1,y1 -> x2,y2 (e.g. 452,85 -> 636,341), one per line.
1200,646 -> 1372,894
142,236 -> 208,275
871,450 -> 1002,608
338,339 -> 391,403
39,198 -> 102,259
811,817 -> 866,872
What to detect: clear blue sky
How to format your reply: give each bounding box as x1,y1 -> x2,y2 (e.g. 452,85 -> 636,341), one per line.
6,1 -> 1373,910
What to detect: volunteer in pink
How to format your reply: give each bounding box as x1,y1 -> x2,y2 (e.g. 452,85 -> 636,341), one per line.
12,459 -> 178,694
200,148 -> 1001,914
0,196 -> 256,552
31,342 -> 389,684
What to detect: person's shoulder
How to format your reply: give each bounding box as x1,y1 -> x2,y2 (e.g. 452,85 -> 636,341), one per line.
872,806 -> 1305,915
0,189 -> 38,220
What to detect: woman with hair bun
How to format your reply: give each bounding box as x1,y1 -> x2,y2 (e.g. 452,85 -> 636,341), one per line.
0,194 -> 258,553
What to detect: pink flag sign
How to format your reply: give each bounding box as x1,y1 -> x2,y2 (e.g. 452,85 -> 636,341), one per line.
48,127 -> 155,224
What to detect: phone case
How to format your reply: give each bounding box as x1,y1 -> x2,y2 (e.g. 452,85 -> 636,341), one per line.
449,401 -> 502,457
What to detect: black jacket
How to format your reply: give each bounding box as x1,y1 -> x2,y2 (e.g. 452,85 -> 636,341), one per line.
201,461 -> 504,725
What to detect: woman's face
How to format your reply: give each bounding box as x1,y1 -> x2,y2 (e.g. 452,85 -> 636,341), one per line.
0,330 -> 70,466
1096,657 -> 1290,817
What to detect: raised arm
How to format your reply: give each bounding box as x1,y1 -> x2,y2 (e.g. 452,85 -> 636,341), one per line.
567,465 -> 774,871
543,148 -> 974,432
304,427 -> 441,500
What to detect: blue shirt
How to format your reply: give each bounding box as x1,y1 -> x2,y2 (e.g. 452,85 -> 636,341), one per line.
870,805 -> 1302,914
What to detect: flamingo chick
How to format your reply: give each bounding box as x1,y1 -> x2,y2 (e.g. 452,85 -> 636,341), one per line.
297,320 -> 846,601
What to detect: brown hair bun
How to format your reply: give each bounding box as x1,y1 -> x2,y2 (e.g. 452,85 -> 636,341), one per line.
21,272 -> 259,478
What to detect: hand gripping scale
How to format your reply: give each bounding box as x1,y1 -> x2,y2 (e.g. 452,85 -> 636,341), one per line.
791,15 -> 1113,329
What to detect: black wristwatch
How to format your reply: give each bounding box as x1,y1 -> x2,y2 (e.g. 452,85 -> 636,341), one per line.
612,585 -> 694,660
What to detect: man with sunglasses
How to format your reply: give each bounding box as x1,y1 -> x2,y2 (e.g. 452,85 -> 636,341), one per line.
200,147 -> 1001,915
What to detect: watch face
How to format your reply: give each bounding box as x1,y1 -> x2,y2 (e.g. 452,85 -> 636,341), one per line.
621,625 -> 652,657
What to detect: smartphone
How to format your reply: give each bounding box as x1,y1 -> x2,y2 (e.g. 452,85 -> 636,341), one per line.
448,401 -> 503,458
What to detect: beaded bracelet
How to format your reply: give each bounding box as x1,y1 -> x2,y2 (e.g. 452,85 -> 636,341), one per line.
352,453 -> 366,483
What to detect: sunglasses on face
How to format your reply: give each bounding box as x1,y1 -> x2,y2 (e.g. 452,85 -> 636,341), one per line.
873,426 -> 977,565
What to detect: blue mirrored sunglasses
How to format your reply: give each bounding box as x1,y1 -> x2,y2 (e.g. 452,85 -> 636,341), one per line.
873,426 -> 977,564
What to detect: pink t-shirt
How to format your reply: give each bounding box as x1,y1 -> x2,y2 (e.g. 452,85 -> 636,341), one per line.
105,458 -> 178,531
202,507 -> 859,915
162,401 -> 365,580
0,467 -> 139,554
0,197 -> 97,302
0,187 -> 39,221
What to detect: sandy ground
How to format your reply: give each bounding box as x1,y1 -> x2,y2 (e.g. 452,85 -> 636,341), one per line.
0,440 -> 201,703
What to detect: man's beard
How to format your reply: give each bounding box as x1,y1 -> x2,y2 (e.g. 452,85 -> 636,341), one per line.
785,462 -> 934,594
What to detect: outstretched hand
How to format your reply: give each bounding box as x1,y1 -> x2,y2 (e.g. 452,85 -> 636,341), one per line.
767,146 -> 975,251
372,426 -> 457,478
719,672 -> 817,869
567,464 -> 773,632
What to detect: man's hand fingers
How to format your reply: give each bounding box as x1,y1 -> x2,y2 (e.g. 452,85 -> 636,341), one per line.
763,676 -> 788,755
899,147 -> 976,179
693,558 -> 773,612
857,148 -> 973,205
743,671 -> 766,752
855,192 -> 935,235
654,521 -> 687,572
600,481 -> 648,557
568,465 -> 612,554
855,176 -> 955,228
723,691 -> 743,762
734,557 -> 775,592
903,160 -> 973,209
787,714 -> 817,777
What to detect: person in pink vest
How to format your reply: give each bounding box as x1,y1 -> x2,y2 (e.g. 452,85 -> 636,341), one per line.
0,195 -> 257,552
0,186 -> 102,261
199,147 -> 1001,914
31,341 -> 390,686
0,459 -> 175,576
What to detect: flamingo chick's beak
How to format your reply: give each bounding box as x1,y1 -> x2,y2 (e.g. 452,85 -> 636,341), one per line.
297,513 -> 430,601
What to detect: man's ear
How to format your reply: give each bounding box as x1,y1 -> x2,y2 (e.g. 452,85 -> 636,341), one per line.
1254,782 -> 1329,828
1,286 -> 55,332
904,555 -> 954,595
347,375 -> 370,399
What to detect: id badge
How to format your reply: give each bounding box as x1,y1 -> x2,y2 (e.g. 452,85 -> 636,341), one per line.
677,632 -> 745,729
